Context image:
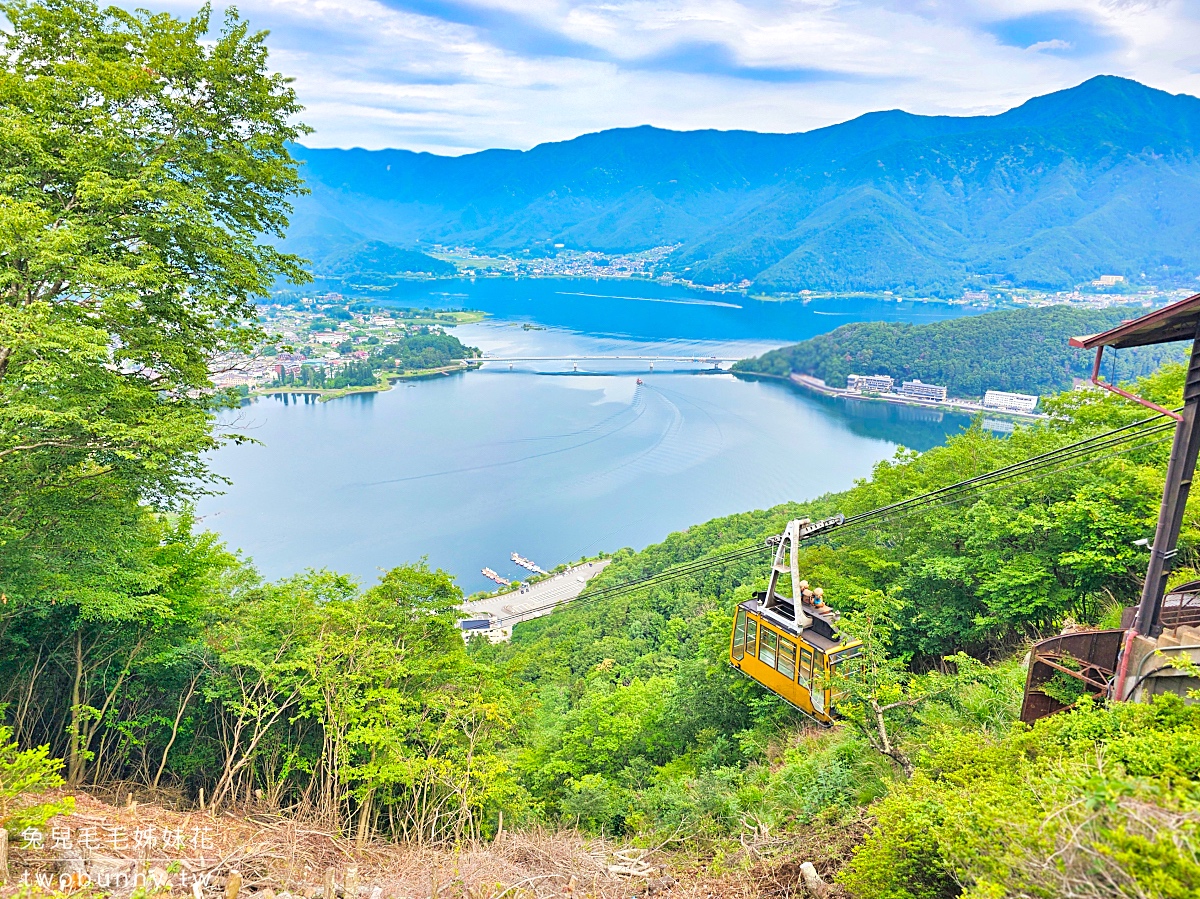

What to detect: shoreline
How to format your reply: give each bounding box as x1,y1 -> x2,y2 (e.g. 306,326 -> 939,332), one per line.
251,361 -> 481,402
291,272 -> 1186,310
736,370 -> 1048,422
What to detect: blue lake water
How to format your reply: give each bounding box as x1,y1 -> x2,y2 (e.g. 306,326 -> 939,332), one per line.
316,276 -> 983,342
200,282 -> 982,591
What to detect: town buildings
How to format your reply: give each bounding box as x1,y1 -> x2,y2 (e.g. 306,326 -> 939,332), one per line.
847,373 -> 895,393
837,372 -> 1041,417
900,379 -> 948,402
983,389 -> 1039,414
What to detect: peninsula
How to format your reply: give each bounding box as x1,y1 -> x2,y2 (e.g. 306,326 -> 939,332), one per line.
210,298 -> 483,400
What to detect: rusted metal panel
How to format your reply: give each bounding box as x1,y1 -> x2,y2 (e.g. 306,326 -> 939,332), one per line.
1020,629 -> 1125,724
1159,580 -> 1200,629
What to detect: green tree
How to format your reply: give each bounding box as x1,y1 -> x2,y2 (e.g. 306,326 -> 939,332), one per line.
0,0 -> 308,602
202,571 -> 340,810
0,725 -> 73,834
305,564 -> 520,843
840,696 -> 1200,899
734,305 -> 1184,397
833,591 -> 999,777
0,0 -> 308,782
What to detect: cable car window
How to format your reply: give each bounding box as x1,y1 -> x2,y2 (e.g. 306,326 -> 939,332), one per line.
745,618 -> 757,657
798,646 -> 813,687
732,610 -> 747,660
831,651 -> 862,681
759,629 -> 777,669
777,638 -> 796,679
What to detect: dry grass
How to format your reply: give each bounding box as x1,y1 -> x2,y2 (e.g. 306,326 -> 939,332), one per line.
2,793 -> 855,899
2,794 -> 670,899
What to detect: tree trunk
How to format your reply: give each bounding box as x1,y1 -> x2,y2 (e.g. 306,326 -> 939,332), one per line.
871,698 -> 914,777
153,675 -> 198,788
355,790 -> 373,848
67,631 -> 84,785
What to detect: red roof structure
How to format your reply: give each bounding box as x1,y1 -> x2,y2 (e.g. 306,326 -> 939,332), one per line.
1071,292 -> 1200,350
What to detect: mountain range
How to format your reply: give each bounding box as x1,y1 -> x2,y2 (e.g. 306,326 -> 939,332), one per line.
288,76 -> 1200,296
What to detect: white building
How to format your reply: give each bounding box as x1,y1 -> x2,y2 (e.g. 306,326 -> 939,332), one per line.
458,617 -> 511,644
847,373 -> 895,393
1092,274 -> 1125,287
900,379 -> 948,402
983,390 -> 1039,414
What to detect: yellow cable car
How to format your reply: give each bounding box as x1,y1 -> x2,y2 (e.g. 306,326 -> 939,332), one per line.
729,518 -> 862,722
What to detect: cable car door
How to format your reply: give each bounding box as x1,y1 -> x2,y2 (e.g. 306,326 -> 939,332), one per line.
732,609 -> 747,661
811,651 -> 826,715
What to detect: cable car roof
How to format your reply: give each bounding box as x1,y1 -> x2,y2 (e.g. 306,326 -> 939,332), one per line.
1070,291 -> 1200,349
739,598 -> 844,651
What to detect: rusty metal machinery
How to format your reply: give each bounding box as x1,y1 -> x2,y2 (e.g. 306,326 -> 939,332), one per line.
1019,630 -> 1125,724
1021,293 -> 1200,723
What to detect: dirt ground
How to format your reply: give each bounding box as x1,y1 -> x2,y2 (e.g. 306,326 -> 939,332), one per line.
2,793 -> 858,899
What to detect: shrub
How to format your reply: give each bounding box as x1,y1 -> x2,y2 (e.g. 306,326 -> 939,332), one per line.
0,726 -> 73,834
839,697 -> 1200,898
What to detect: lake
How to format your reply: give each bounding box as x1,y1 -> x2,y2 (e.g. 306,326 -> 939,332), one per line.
200,282 -> 980,591
313,276 -> 982,341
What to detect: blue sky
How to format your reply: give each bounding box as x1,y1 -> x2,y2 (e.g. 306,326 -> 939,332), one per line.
157,0 -> 1200,153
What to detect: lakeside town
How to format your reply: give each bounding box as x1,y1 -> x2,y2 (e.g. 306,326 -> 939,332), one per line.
210,296 -> 484,395
435,244 -> 688,282
373,246 -> 1195,309
793,370 -> 1047,422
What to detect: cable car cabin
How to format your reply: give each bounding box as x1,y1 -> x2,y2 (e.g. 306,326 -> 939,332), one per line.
729,595 -> 861,722
729,518 -> 862,722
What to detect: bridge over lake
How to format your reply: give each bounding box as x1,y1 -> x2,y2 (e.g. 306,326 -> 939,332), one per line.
478,354 -> 740,365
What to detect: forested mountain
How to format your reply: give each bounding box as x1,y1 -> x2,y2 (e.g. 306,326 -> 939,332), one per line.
291,76 -> 1200,294
289,236 -> 455,281
734,304 -> 1186,397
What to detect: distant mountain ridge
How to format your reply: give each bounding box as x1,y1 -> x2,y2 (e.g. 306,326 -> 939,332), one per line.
289,77 -> 1200,295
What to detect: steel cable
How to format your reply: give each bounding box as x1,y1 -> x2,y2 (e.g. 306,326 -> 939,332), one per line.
488,412 -> 1180,626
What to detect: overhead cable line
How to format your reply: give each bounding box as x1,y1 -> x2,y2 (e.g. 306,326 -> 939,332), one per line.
829,424 -> 1175,536
837,412 -> 1175,530
491,411 -> 1179,626
824,430 -> 1176,542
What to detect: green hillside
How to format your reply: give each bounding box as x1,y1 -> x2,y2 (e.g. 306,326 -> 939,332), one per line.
734,304 -> 1187,397
284,235 -> 456,283
290,77 -> 1200,295
462,362 -> 1200,893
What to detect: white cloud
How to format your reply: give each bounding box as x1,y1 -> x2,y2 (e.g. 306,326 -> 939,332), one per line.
146,0 -> 1200,152
1028,38 -> 1074,51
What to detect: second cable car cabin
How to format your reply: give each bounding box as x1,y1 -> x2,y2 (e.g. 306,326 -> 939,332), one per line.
730,518 -> 862,722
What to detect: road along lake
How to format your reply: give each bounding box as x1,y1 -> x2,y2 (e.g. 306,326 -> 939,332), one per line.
200,283 -> 983,592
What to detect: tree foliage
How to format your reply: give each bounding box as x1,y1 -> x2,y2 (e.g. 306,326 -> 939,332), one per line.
840,696 -> 1200,899
0,725 -> 73,834
0,0 -> 309,608
734,304 -> 1185,397
374,327 -> 480,372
